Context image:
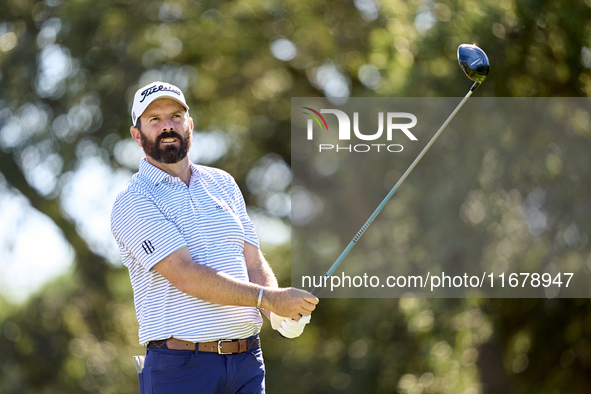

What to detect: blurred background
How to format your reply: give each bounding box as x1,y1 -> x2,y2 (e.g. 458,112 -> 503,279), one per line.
0,0 -> 590,393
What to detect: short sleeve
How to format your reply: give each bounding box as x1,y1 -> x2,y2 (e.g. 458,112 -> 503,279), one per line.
229,180 -> 260,249
111,191 -> 187,270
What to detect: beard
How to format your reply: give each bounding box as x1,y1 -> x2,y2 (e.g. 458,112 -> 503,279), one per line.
140,127 -> 191,164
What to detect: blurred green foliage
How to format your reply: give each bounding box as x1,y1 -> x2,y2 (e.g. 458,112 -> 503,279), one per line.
0,0 -> 591,393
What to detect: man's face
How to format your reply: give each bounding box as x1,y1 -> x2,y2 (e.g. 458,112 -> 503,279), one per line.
135,98 -> 193,164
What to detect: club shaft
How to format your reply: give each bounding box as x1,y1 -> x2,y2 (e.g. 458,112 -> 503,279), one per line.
311,83 -> 479,296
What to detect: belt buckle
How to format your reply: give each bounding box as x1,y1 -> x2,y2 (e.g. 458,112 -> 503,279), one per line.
217,339 -> 232,355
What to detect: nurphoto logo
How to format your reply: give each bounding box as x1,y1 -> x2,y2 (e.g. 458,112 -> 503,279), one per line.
302,107 -> 418,153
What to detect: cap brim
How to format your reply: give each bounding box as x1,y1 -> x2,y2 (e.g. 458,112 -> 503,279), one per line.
132,93 -> 190,125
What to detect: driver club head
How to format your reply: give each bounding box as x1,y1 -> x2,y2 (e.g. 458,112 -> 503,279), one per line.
457,44 -> 489,83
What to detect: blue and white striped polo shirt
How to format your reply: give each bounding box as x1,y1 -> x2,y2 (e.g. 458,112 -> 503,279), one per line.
111,159 -> 262,345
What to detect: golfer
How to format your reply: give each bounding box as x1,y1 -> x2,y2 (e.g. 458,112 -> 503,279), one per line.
111,81 -> 319,394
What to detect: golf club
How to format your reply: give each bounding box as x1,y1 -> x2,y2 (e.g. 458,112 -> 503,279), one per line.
310,44 -> 489,295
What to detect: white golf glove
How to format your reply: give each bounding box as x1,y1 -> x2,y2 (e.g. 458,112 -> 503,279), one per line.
270,312 -> 311,338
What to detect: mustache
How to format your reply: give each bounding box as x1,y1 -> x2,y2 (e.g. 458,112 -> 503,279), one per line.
156,131 -> 184,143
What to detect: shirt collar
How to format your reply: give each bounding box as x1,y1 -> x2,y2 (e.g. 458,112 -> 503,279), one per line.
139,158 -> 199,185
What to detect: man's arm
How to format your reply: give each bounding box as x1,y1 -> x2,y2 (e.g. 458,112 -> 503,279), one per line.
244,242 -> 278,287
153,246 -> 318,320
243,242 -> 279,320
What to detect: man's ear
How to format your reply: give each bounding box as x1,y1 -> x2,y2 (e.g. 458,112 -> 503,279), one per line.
130,126 -> 142,147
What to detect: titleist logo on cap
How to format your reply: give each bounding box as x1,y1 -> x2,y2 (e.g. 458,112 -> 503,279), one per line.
131,81 -> 188,125
140,84 -> 182,103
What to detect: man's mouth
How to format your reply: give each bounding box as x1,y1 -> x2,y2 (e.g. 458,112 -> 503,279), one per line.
160,138 -> 178,144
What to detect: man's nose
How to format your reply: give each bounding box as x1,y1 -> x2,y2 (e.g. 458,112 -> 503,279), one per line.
162,116 -> 175,130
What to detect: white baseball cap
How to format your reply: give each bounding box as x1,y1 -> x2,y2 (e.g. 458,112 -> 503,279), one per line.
131,81 -> 189,125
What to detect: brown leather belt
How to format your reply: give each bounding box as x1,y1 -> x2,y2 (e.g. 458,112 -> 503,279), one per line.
147,336 -> 260,354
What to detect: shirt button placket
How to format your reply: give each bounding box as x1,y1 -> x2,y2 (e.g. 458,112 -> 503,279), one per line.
190,179 -> 209,263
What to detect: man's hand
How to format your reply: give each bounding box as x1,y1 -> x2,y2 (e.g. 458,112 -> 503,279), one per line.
260,287 -> 318,321
270,313 -> 311,338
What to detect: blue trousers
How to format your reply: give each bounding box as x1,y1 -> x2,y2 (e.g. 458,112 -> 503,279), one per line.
139,337 -> 265,394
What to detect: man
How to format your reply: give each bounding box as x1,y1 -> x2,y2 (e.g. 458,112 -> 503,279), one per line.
111,81 -> 318,394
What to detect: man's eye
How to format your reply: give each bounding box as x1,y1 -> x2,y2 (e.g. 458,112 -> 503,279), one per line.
150,117 -> 159,122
